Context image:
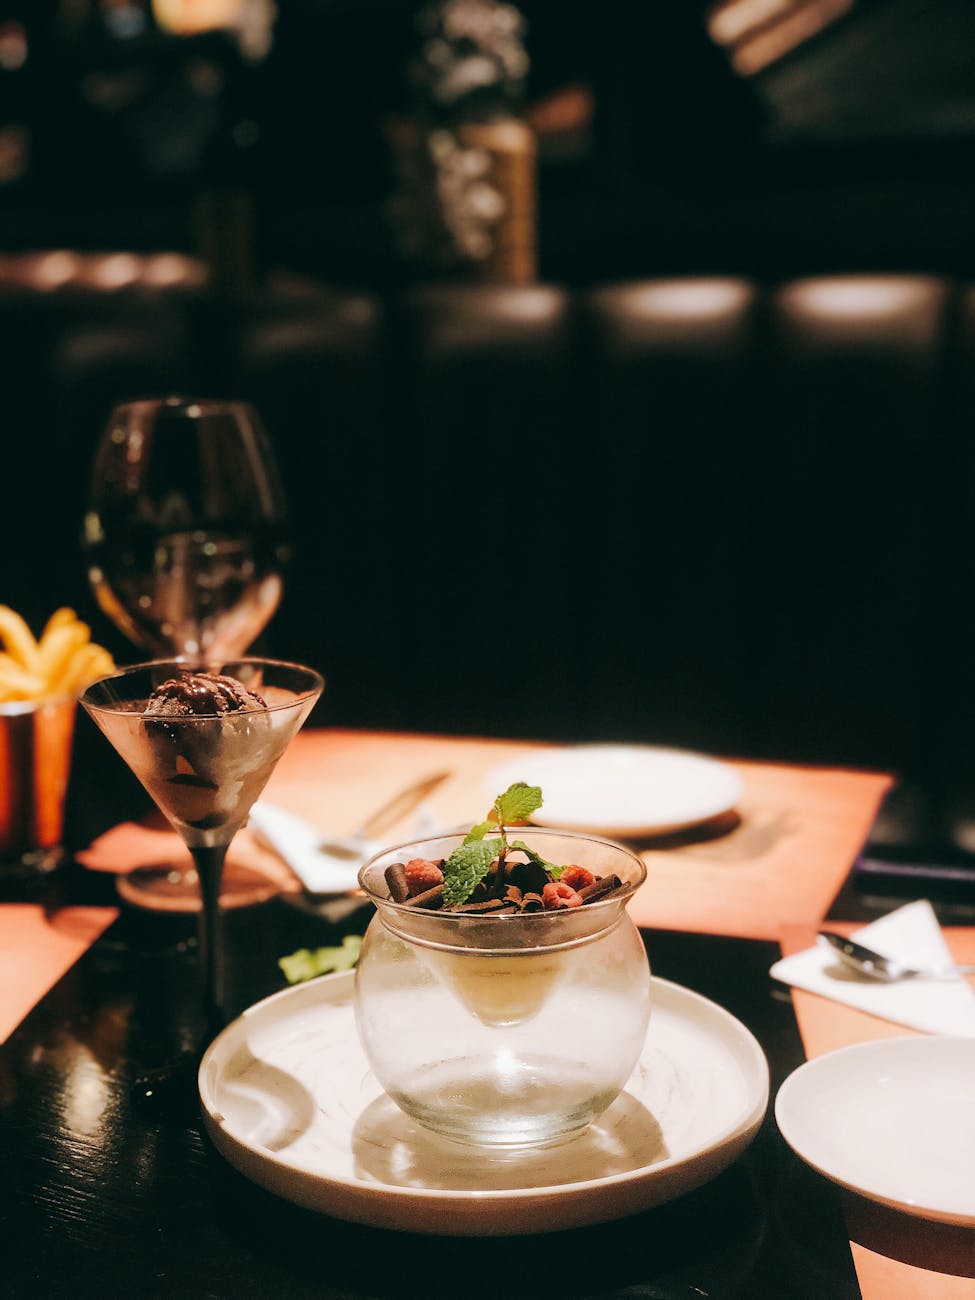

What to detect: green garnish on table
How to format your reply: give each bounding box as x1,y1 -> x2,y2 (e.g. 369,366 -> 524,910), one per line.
278,934 -> 363,984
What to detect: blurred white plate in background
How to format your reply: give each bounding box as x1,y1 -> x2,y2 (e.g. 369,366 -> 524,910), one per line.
484,745 -> 744,837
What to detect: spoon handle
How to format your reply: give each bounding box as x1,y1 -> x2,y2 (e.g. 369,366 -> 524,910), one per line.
819,930 -> 975,977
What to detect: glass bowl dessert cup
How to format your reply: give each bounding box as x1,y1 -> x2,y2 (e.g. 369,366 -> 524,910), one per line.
80,658 -> 323,1030
354,829 -> 651,1149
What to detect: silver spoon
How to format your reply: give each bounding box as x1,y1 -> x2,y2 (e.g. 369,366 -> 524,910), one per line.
818,930 -> 975,982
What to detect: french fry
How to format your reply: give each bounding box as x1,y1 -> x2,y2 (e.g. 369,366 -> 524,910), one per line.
51,643 -> 115,695
0,605 -> 41,672
0,605 -> 114,703
0,652 -> 47,701
39,606 -> 80,643
37,620 -> 91,683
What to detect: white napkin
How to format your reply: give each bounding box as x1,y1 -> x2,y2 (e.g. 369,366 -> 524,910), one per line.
770,900 -> 975,1036
247,802 -> 365,895
247,801 -> 446,896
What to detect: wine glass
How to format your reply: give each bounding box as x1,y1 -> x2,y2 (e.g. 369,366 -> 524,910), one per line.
82,397 -> 291,909
80,658 -> 323,1032
84,397 -> 287,662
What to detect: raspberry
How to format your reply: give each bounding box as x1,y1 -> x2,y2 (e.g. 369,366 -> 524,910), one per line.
560,865 -> 595,892
405,858 -> 444,896
541,880 -> 582,910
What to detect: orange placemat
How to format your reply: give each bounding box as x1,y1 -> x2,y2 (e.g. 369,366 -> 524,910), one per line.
78,731 -> 889,943
76,730 -> 523,892
628,759 -> 891,939
0,904 -> 117,1043
780,924 -> 975,1300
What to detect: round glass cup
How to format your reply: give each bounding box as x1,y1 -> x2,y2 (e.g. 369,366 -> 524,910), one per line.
354,829 -> 651,1149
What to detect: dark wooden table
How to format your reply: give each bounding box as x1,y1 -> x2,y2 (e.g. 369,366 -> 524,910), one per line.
4,731 -> 975,1300
0,865 -> 871,1300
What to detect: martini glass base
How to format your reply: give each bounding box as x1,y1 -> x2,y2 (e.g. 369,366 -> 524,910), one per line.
116,861 -> 280,912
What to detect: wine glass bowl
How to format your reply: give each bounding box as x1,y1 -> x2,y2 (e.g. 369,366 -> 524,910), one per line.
80,657 -> 323,1024
83,397 -> 288,660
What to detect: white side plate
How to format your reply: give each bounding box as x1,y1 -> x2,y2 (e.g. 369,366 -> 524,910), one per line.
199,972 -> 768,1235
484,745 -> 744,837
775,1036 -> 975,1225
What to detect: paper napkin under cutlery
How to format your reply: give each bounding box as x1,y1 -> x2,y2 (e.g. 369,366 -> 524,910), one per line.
770,899 -> 975,1036
247,801 -> 444,895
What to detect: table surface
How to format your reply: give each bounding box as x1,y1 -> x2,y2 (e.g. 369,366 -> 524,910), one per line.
2,728 -> 975,1300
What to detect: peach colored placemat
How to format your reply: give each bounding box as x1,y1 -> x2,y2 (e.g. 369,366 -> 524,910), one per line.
625,759 -> 891,939
80,731 -> 890,943
0,904 -> 117,1043
780,924 -> 975,1300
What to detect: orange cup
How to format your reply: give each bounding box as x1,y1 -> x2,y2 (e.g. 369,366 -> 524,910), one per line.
0,696 -> 77,878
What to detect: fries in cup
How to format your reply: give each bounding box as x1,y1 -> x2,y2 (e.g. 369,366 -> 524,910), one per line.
0,606 -> 115,704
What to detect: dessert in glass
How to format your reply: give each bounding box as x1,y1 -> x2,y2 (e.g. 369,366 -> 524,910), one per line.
80,658 -> 323,1026
354,815 -> 651,1149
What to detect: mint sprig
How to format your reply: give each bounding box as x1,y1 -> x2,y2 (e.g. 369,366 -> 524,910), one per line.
462,820 -> 497,844
494,782 -> 542,827
510,839 -> 563,880
441,837 -> 504,906
442,782 -> 546,905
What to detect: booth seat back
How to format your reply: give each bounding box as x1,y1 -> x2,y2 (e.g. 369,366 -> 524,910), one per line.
2,274 -> 971,793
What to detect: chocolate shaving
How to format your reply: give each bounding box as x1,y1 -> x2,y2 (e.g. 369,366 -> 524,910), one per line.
384,862 -> 410,903
503,884 -> 524,905
578,874 -> 623,904
405,883 -> 445,909
450,898 -> 510,913
520,891 -> 544,912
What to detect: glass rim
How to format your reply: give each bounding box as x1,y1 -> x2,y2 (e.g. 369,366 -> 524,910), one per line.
78,656 -> 324,719
0,692 -> 78,716
358,825 -> 647,917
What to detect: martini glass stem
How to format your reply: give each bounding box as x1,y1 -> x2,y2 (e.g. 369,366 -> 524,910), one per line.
191,843 -> 229,1030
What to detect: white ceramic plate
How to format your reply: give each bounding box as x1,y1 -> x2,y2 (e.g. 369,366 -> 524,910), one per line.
775,1037 -> 975,1225
484,746 -> 744,837
198,972 -> 768,1235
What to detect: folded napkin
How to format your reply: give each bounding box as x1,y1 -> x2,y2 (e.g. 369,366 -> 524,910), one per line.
770,900 -> 975,1036
246,801 -> 447,895
247,802 -> 364,894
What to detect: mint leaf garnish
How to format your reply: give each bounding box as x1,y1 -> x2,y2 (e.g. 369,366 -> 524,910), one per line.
494,783 -> 543,826
463,820 -> 497,844
278,934 -> 363,984
443,785 -> 554,905
510,839 -> 564,879
442,837 -> 504,906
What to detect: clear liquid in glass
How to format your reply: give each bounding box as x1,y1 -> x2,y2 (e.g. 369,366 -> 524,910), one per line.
86,525 -> 284,659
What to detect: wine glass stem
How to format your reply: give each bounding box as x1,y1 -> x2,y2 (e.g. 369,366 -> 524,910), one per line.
190,843 -> 229,1031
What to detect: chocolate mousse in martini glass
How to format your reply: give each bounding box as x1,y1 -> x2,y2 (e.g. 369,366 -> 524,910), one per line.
80,658 -> 323,1030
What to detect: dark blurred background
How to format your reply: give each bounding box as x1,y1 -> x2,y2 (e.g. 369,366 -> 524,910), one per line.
3,0 -> 975,277
4,0 -> 975,858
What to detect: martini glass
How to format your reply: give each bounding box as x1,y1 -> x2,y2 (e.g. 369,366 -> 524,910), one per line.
80,658 -> 323,1030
